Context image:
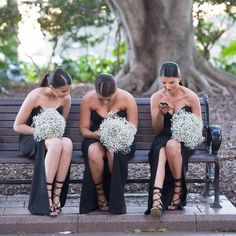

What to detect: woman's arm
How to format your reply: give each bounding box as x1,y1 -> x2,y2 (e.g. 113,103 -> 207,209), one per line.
188,92 -> 202,118
13,92 -> 37,135
150,93 -> 165,134
62,94 -> 72,120
79,94 -> 100,140
125,94 -> 138,130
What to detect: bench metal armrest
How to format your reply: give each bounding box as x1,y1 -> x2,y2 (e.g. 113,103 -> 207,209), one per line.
207,125 -> 222,155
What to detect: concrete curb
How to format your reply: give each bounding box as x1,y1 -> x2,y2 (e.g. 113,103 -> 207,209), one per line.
1,212 -> 236,234
0,214 -> 77,234
1,194 -> 236,234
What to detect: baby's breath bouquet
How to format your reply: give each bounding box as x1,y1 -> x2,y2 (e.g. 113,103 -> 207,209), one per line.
171,109 -> 204,149
99,112 -> 137,154
31,108 -> 66,141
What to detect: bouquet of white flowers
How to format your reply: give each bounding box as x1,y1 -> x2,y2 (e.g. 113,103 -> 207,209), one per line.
31,108 -> 66,141
171,109 -> 205,149
99,112 -> 137,154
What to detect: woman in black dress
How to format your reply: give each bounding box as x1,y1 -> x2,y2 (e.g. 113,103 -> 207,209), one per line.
13,68 -> 73,216
145,62 -> 202,218
79,73 -> 138,214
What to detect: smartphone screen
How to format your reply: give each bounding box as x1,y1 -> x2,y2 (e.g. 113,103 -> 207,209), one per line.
160,102 -> 168,106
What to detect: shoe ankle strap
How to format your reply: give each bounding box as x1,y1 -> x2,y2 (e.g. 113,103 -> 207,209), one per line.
153,186 -> 162,191
54,180 -> 64,190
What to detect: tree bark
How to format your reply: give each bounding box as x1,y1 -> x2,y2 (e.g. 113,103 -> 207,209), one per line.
107,0 -> 236,96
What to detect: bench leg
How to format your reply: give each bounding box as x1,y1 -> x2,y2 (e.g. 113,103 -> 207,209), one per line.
211,160 -> 222,208
204,163 -> 210,197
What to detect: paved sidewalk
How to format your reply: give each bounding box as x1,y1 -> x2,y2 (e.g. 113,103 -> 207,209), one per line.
0,193 -> 236,234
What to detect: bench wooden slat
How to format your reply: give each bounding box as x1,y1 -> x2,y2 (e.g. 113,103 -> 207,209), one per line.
0,149 -> 216,165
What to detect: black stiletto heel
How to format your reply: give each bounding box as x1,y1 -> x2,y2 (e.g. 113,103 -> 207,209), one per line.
150,186 -> 164,218
168,178 -> 183,210
53,180 -> 64,214
46,182 -> 58,217
94,182 -> 109,211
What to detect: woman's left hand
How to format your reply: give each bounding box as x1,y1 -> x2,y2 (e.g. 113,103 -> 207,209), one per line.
159,103 -> 173,115
93,130 -> 101,140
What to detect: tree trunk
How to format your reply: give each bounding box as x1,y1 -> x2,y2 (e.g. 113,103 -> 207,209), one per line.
107,0 -> 236,96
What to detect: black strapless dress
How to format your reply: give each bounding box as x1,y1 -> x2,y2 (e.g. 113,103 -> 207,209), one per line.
145,106 -> 196,214
79,110 -> 135,214
19,106 -> 70,215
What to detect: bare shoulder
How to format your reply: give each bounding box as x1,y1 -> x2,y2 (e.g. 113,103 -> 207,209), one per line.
24,87 -> 42,103
150,89 -> 163,103
81,90 -> 96,105
82,90 -> 95,100
63,93 -> 71,105
184,87 -> 199,101
181,87 -> 200,107
118,89 -> 135,101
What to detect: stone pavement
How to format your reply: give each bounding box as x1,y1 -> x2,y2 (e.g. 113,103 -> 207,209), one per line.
0,193 -> 236,234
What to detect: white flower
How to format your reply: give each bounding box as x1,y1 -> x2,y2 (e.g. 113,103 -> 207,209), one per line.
99,112 -> 137,154
171,109 -> 205,149
31,108 -> 66,141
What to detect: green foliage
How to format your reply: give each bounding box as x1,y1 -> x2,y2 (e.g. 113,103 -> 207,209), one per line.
38,0 -> 114,48
0,0 -> 21,62
214,58 -> 236,75
0,71 -> 8,87
112,41 -> 126,56
220,40 -> 236,59
193,0 -> 236,61
0,0 -> 21,39
22,63 -> 40,83
214,40 -> 236,75
60,54 -> 122,83
0,0 -> 21,87
194,18 -> 226,60
0,37 -> 19,63
60,41 -> 126,83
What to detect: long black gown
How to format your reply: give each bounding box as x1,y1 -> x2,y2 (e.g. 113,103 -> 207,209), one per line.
19,106 -> 70,215
145,106 -> 195,214
79,110 -> 135,214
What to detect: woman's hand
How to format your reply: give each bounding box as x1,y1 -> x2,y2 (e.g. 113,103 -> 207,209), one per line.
159,103 -> 173,115
93,130 -> 101,141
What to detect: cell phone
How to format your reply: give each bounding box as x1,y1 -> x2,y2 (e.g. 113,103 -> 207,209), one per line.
160,102 -> 169,106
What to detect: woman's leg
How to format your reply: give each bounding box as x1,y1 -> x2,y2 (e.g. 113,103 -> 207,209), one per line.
44,137 -> 63,215
53,137 -> 73,212
165,139 -> 182,178
44,138 -> 63,182
87,142 -> 106,184
88,142 -> 108,211
106,150 -> 114,173
150,147 -> 166,217
154,148 -> 167,188
165,139 -> 183,209
55,137 -> 73,181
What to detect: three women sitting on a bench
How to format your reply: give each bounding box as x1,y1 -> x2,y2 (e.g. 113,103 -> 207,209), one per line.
14,62 -> 201,219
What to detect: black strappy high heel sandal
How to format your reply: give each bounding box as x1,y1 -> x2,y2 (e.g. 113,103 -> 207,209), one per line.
46,182 -> 58,217
168,178 -> 183,210
94,182 -> 109,211
150,186 -> 164,218
52,180 -> 64,214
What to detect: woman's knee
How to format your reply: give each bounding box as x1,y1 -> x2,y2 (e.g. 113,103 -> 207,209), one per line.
166,139 -> 181,157
62,137 -> 73,153
45,138 -> 63,153
88,143 -> 105,163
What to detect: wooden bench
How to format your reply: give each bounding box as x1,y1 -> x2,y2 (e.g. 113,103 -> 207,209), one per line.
0,94 -> 222,208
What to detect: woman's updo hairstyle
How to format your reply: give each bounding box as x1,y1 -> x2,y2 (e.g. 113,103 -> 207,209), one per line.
40,68 -> 72,88
160,62 -> 181,78
94,73 -> 116,97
